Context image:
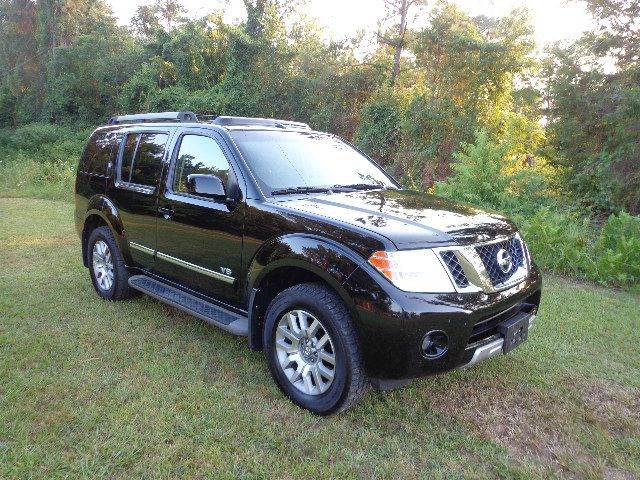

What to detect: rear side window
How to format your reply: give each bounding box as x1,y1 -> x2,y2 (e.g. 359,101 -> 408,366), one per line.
81,131 -> 118,176
173,135 -> 231,195
120,133 -> 139,182
119,132 -> 168,187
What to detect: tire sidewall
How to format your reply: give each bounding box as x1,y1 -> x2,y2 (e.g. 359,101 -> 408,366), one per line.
263,287 -> 352,415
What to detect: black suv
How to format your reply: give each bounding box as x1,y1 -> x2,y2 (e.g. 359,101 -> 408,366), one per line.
75,111 -> 541,415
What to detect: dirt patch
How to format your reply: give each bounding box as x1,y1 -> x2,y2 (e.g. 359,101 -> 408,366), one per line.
423,375 -> 639,478
573,378 -> 640,438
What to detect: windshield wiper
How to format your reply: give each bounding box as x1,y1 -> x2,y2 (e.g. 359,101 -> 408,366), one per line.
332,183 -> 388,191
271,186 -> 331,195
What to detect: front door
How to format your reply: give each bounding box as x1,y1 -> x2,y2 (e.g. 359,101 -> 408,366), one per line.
154,129 -> 244,306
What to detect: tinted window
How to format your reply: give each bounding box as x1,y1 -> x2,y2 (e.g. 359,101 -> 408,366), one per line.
229,130 -> 394,193
120,133 -> 139,182
81,131 -> 117,175
119,132 -> 168,187
173,135 -> 231,195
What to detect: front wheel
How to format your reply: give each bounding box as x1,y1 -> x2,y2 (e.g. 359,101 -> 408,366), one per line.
263,283 -> 369,415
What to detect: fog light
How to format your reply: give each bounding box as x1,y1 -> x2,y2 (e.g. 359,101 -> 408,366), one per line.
421,330 -> 449,359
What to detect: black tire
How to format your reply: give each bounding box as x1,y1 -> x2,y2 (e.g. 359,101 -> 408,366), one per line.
263,283 -> 369,415
87,226 -> 135,301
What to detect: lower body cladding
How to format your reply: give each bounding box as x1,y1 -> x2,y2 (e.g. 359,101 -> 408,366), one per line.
342,264 -> 543,381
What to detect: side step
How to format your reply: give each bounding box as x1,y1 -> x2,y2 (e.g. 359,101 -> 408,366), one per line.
128,275 -> 248,336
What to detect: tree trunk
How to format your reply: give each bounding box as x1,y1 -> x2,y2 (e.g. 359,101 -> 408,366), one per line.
390,0 -> 409,86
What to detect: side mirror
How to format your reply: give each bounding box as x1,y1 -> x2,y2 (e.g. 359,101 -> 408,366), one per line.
185,174 -> 225,198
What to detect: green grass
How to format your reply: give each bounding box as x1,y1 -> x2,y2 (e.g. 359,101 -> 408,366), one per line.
1,197 -> 639,479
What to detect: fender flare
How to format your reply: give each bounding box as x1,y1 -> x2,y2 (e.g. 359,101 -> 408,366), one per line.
245,233 -> 367,349
81,195 -> 129,266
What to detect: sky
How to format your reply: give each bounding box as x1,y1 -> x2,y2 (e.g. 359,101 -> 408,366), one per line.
106,0 -> 595,52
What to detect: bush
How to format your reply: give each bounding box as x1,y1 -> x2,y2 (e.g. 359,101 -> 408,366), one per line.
0,124 -> 89,201
354,88 -> 403,166
519,208 -> 593,278
435,129 -> 553,215
591,212 -> 640,285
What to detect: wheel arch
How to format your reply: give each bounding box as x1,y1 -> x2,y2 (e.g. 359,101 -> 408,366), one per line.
246,234 -> 365,351
81,195 -> 127,267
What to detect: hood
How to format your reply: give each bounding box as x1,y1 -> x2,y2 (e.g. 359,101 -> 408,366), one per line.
272,189 -> 517,249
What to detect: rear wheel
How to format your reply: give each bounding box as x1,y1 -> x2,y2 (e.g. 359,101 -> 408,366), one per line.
263,283 -> 369,415
87,226 -> 135,301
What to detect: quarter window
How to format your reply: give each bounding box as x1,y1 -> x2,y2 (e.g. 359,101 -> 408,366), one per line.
81,131 -> 118,175
119,132 -> 168,187
173,135 -> 231,195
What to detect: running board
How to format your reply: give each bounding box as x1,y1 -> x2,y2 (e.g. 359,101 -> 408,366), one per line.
128,275 -> 248,336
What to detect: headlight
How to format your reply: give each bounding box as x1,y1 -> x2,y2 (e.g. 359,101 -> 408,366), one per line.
368,249 -> 456,293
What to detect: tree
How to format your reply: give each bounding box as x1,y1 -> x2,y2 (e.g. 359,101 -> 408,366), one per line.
543,0 -> 640,214
377,0 -> 426,85
397,4 -> 535,187
584,0 -> 639,67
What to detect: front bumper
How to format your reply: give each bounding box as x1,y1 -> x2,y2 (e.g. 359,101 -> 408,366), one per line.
343,263 -> 542,380
461,312 -> 536,369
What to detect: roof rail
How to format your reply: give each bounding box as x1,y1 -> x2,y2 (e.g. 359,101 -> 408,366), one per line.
212,116 -> 311,130
107,111 -> 198,125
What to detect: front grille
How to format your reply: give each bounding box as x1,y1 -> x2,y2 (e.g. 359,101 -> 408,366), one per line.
475,237 -> 524,286
440,251 -> 469,287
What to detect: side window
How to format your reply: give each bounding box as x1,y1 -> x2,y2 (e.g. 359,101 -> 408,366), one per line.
132,133 -> 168,186
173,135 -> 231,195
81,131 -> 117,176
120,133 -> 139,182
119,132 -> 168,187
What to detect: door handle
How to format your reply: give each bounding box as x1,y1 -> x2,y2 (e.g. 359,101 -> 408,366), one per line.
158,205 -> 175,219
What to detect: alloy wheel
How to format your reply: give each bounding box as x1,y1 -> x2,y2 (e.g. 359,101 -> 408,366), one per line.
274,309 -> 337,395
92,240 -> 114,292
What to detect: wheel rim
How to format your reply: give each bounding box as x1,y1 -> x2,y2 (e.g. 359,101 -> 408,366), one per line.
274,309 -> 336,396
92,240 -> 114,292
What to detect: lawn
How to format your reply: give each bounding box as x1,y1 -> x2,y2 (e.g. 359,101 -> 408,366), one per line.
1,197 -> 638,479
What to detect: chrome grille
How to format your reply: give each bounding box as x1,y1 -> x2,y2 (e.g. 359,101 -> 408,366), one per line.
475,237 -> 525,286
440,251 -> 469,288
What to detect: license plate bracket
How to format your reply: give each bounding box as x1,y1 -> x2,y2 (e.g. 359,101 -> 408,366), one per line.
498,312 -> 531,353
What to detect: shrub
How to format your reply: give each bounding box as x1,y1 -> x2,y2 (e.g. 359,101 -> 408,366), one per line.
0,124 -> 88,202
435,129 -> 553,215
519,208 -> 593,278
590,212 -> 640,285
435,129 -> 640,289
354,88 -> 403,166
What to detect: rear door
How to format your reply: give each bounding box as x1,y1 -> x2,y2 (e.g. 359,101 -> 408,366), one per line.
154,128 -> 245,306
109,129 -> 171,269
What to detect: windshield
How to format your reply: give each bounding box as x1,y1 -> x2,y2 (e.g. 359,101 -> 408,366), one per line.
230,130 -> 396,195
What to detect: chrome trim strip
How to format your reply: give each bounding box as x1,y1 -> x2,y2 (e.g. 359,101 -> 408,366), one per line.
115,180 -> 155,195
156,251 -> 235,284
461,338 -> 504,369
129,242 -> 155,255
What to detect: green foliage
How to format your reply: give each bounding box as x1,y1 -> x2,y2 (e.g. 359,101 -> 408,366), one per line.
0,124 -> 87,201
397,4 -> 536,187
545,14 -> 640,215
519,209 -> 593,278
354,88 -> 403,166
435,130 -> 551,215
435,130 -> 511,209
592,212 -> 640,285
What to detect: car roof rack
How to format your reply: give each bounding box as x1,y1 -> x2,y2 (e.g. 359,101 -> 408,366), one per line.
211,116 -> 311,130
107,111 -> 198,125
